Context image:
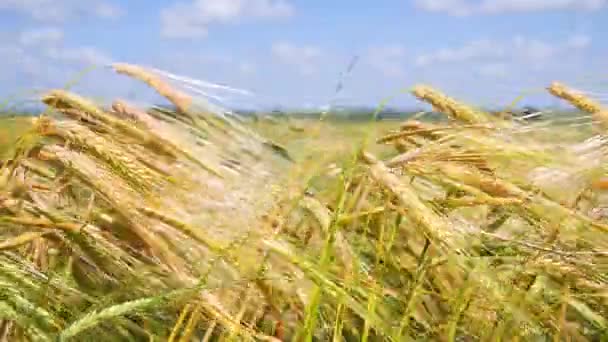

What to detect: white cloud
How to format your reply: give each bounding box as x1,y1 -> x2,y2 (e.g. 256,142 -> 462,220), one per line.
238,61 -> 256,74
417,34 -> 592,68
45,46 -> 112,65
94,2 -> 123,19
0,0 -> 124,22
416,39 -> 505,66
161,0 -> 294,38
0,42 -> 61,86
479,0 -> 605,14
414,0 -> 606,15
514,35 -> 591,61
566,34 -> 592,49
271,42 -> 321,75
0,45 -> 26,79
476,63 -> 508,78
158,51 -> 258,77
413,0 -> 472,16
367,45 -> 407,77
0,27 -> 113,88
14,27 -> 112,66
512,37 -> 556,61
19,27 -> 64,47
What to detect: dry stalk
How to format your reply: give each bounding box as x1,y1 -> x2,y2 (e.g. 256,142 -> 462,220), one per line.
112,100 -> 161,130
436,162 -> 525,199
411,85 -> 492,124
41,90 -> 156,146
36,119 -> 158,191
548,81 -> 608,128
547,82 -> 602,114
112,63 -> 192,114
360,151 -> 457,248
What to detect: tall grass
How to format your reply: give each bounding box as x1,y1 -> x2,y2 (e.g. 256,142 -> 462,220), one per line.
0,67 -> 607,341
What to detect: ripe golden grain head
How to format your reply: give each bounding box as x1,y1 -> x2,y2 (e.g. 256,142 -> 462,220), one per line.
38,120 -> 158,191
411,85 -> 490,124
112,99 -> 158,129
42,89 -> 108,121
547,81 -> 602,114
112,63 -> 192,114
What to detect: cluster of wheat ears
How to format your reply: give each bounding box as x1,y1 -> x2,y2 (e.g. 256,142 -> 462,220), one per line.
0,64 -> 607,341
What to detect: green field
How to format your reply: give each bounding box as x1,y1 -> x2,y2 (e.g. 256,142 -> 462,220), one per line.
1,66 -> 607,341
0,116 -> 33,159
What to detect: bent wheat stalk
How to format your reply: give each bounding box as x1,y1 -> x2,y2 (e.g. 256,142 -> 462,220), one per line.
112,63 -> 193,114
548,81 -> 608,128
411,85 -> 494,125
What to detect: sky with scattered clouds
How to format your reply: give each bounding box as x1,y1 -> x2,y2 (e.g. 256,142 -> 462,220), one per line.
1,0 -> 606,110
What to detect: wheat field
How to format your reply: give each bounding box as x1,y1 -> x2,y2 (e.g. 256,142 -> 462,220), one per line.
0,64 -> 607,341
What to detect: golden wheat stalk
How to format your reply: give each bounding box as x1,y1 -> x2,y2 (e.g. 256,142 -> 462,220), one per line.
547,82 -> 602,114
42,90 -> 223,178
547,81 -> 608,129
40,144 -> 188,273
411,85 -> 491,124
360,151 -> 457,248
112,63 -> 192,114
41,90 -> 155,145
35,119 -> 158,191
112,100 -> 160,130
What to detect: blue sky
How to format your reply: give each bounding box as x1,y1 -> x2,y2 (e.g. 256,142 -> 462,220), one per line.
1,0 -> 607,110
